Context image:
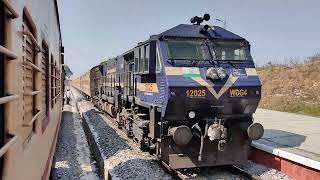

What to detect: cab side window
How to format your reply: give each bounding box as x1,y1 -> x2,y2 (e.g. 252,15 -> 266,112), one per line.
143,45 -> 149,73
139,47 -> 144,73
156,47 -> 162,73
134,48 -> 139,74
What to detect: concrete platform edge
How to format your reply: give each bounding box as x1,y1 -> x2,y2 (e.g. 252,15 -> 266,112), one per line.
252,141 -> 320,171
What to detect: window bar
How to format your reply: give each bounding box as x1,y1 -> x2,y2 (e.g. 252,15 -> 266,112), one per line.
0,45 -> 17,60
22,60 -> 43,73
0,94 -> 19,105
0,135 -> 18,158
23,90 -> 41,96
2,0 -> 19,19
23,110 -> 41,127
21,30 -> 42,52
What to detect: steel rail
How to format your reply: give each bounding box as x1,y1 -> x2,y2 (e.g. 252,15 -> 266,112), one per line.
230,165 -> 261,180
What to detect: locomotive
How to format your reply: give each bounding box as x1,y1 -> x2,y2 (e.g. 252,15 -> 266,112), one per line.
73,14 -> 264,169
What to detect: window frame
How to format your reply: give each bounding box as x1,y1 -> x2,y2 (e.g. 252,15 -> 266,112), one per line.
143,44 -> 150,74
50,55 -> 55,109
134,48 -> 139,74
156,46 -> 162,73
139,47 -> 144,74
41,41 -> 51,132
41,41 -> 50,115
22,10 -> 38,132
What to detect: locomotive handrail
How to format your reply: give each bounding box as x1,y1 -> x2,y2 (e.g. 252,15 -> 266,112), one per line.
23,110 -> 41,127
0,45 -> 18,60
21,30 -> 42,52
0,135 -> 18,158
0,94 -> 19,105
22,60 -> 43,73
2,0 -> 19,19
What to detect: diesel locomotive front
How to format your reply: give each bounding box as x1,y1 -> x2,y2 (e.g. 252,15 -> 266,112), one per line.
74,14 -> 264,169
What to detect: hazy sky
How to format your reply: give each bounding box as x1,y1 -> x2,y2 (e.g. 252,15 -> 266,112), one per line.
58,0 -> 320,77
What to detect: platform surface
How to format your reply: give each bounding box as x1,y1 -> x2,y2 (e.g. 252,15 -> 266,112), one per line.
253,109 -> 320,170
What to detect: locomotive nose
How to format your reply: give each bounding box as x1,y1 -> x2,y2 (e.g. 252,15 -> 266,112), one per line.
247,123 -> 264,140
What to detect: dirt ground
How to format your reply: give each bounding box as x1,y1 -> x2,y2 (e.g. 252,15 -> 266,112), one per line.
258,56 -> 320,116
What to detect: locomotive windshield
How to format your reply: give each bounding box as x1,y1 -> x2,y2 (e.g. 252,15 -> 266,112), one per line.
166,39 -> 252,65
167,41 -> 211,60
213,41 -> 252,61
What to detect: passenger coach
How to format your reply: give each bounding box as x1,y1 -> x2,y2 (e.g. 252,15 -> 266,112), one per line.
0,1 -> 64,179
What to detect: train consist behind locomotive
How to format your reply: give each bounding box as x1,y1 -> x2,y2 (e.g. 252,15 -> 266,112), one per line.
72,14 -> 264,169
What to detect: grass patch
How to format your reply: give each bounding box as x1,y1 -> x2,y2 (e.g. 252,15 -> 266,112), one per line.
284,103 -> 320,117
260,102 -> 320,117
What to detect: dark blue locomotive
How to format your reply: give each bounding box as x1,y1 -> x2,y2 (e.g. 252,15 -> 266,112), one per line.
88,14 -> 264,169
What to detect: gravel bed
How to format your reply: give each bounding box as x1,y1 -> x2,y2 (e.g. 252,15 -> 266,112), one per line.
52,92 -> 99,180
237,161 -> 292,180
77,98 -> 171,180
177,166 -> 248,180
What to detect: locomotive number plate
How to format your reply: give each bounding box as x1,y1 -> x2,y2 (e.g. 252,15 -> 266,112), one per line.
230,89 -> 247,97
186,89 -> 206,97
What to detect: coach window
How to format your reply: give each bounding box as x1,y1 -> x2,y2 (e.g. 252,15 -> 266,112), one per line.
22,11 -> 38,131
139,47 -> 144,74
41,42 -> 49,121
143,45 -> 149,73
156,47 -> 162,73
50,55 -> 55,108
134,58 -> 139,74
55,61 -> 59,104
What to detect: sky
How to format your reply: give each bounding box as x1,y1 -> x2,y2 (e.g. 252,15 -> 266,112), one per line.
57,0 -> 320,77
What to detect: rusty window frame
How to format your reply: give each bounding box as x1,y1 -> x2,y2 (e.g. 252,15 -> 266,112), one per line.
0,3 -> 5,173
41,41 -> 50,132
50,55 -> 55,108
22,11 -> 42,130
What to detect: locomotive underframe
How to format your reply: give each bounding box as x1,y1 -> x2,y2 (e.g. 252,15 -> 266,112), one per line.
92,92 -> 254,169
159,131 -> 250,169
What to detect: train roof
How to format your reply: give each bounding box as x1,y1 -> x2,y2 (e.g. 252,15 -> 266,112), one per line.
119,24 -> 246,60
155,24 -> 245,40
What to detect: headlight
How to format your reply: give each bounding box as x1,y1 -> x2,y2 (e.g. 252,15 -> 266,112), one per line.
188,111 -> 196,119
206,67 -> 218,80
217,68 -> 226,79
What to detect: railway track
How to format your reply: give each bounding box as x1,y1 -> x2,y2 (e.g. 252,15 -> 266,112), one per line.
98,109 -> 259,180
162,160 -> 259,180
230,165 -> 261,180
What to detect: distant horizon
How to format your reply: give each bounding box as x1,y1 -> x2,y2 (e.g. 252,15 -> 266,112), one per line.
58,0 -> 320,77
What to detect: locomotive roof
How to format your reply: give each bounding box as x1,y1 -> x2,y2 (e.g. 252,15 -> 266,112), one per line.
120,24 -> 246,59
155,24 -> 245,40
